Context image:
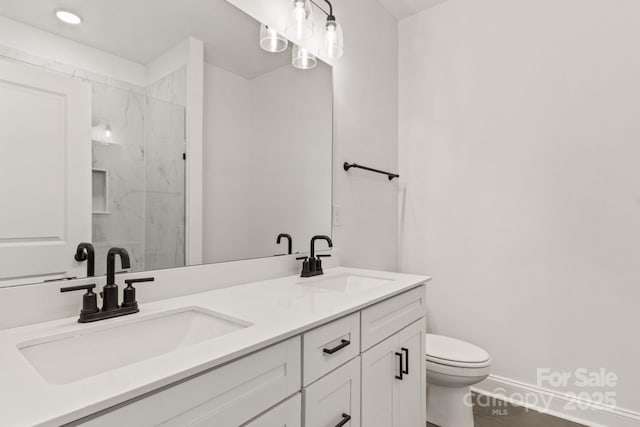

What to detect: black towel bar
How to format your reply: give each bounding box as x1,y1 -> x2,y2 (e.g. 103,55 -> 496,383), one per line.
343,162 -> 399,181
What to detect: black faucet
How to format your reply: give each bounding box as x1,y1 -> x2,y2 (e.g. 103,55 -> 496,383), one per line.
298,235 -> 333,277
104,247 -> 131,311
74,242 -> 95,277
61,248 -> 154,323
277,233 -> 293,255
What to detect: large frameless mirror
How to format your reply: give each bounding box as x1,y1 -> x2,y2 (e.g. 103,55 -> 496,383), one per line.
0,0 -> 332,286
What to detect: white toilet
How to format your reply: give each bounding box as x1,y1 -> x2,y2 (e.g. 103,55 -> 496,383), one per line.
425,334 -> 491,427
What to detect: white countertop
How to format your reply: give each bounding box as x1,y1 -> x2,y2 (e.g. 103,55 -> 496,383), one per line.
0,267 -> 429,426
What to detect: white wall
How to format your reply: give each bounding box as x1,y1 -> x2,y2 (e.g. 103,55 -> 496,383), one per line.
203,64 -> 254,262
249,63 -> 332,257
202,62 -> 332,263
225,0 -> 400,271
399,0 -> 640,418
331,0 -> 400,271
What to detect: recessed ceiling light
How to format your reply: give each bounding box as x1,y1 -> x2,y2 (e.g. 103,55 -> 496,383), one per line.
56,10 -> 82,25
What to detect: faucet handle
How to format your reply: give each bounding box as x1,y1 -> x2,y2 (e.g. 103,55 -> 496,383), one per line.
124,277 -> 155,286
317,254 -> 332,258
122,277 -> 154,309
60,284 -> 99,318
60,283 -> 96,293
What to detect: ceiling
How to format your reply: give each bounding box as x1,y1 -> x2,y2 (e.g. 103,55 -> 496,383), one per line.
0,0 -> 291,79
377,0 -> 447,19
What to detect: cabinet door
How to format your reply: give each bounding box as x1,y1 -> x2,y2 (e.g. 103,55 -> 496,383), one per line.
361,334 -> 397,427
361,318 -> 425,427
395,320 -> 426,427
304,357 -> 360,427
243,393 -> 301,427
0,59 -> 91,285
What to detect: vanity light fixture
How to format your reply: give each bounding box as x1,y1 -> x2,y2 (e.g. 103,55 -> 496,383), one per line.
259,24 -> 288,53
292,45 -> 317,70
285,0 -> 314,41
319,0 -> 344,59
55,10 -> 82,25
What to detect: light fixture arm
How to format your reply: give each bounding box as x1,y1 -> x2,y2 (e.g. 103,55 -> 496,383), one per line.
323,0 -> 334,19
309,0 -> 331,17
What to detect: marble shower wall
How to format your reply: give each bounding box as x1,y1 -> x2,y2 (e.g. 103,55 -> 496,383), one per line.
91,84 -> 147,275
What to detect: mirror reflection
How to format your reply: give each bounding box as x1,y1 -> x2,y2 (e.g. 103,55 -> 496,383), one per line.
0,0 -> 332,285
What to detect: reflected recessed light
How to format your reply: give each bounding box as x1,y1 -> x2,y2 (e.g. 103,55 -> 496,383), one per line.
56,10 -> 82,25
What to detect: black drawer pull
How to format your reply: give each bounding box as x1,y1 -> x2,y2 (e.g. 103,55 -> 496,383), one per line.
335,413 -> 351,427
401,347 -> 409,375
395,352 -> 404,380
323,339 -> 351,355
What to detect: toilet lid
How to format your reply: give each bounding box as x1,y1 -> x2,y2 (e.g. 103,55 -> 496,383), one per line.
425,334 -> 490,367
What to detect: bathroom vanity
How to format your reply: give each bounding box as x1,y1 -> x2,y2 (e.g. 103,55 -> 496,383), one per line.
0,268 -> 428,426
0,1 -> 420,425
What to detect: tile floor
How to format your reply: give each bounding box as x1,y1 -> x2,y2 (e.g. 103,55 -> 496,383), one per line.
427,394 -> 587,427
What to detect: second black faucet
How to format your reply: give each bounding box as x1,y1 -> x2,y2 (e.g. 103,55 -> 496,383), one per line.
298,235 -> 333,277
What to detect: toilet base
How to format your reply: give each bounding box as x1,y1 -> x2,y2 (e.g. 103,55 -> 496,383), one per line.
427,383 -> 474,427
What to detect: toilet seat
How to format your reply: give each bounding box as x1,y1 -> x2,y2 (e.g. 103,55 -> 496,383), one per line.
425,334 -> 491,369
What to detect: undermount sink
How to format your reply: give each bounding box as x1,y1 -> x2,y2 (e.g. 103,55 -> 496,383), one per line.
297,274 -> 394,293
18,307 -> 251,385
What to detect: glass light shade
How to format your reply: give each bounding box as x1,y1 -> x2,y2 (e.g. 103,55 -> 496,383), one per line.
292,45 -> 317,70
285,0 -> 314,41
259,24 -> 288,53
319,19 -> 344,59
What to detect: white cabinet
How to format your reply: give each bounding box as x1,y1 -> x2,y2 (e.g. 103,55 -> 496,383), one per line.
79,337 -> 301,427
76,284 -> 427,427
361,333 -> 396,427
302,312 -> 360,386
244,393 -> 301,427
361,286 -> 425,351
304,357 -> 361,427
362,319 -> 425,427
396,321 -> 427,427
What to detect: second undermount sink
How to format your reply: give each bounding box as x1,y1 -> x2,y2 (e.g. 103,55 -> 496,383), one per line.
18,307 -> 251,385
298,273 -> 394,293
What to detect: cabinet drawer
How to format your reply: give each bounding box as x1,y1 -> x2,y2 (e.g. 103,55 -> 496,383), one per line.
77,337 -> 301,427
361,285 -> 425,351
304,356 -> 361,427
303,312 -> 360,386
244,393 -> 301,427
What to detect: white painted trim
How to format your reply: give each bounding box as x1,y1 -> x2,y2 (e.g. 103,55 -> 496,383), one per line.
472,375 -> 640,427
185,37 -> 204,266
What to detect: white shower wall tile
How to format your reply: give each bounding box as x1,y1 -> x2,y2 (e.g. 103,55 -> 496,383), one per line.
91,83 -> 147,276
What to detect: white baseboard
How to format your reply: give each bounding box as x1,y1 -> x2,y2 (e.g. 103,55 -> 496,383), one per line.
472,375 -> 640,427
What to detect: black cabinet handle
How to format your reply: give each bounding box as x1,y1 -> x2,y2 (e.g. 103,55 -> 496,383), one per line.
323,339 -> 351,355
395,352 -> 404,380
335,413 -> 351,427
401,347 -> 409,375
